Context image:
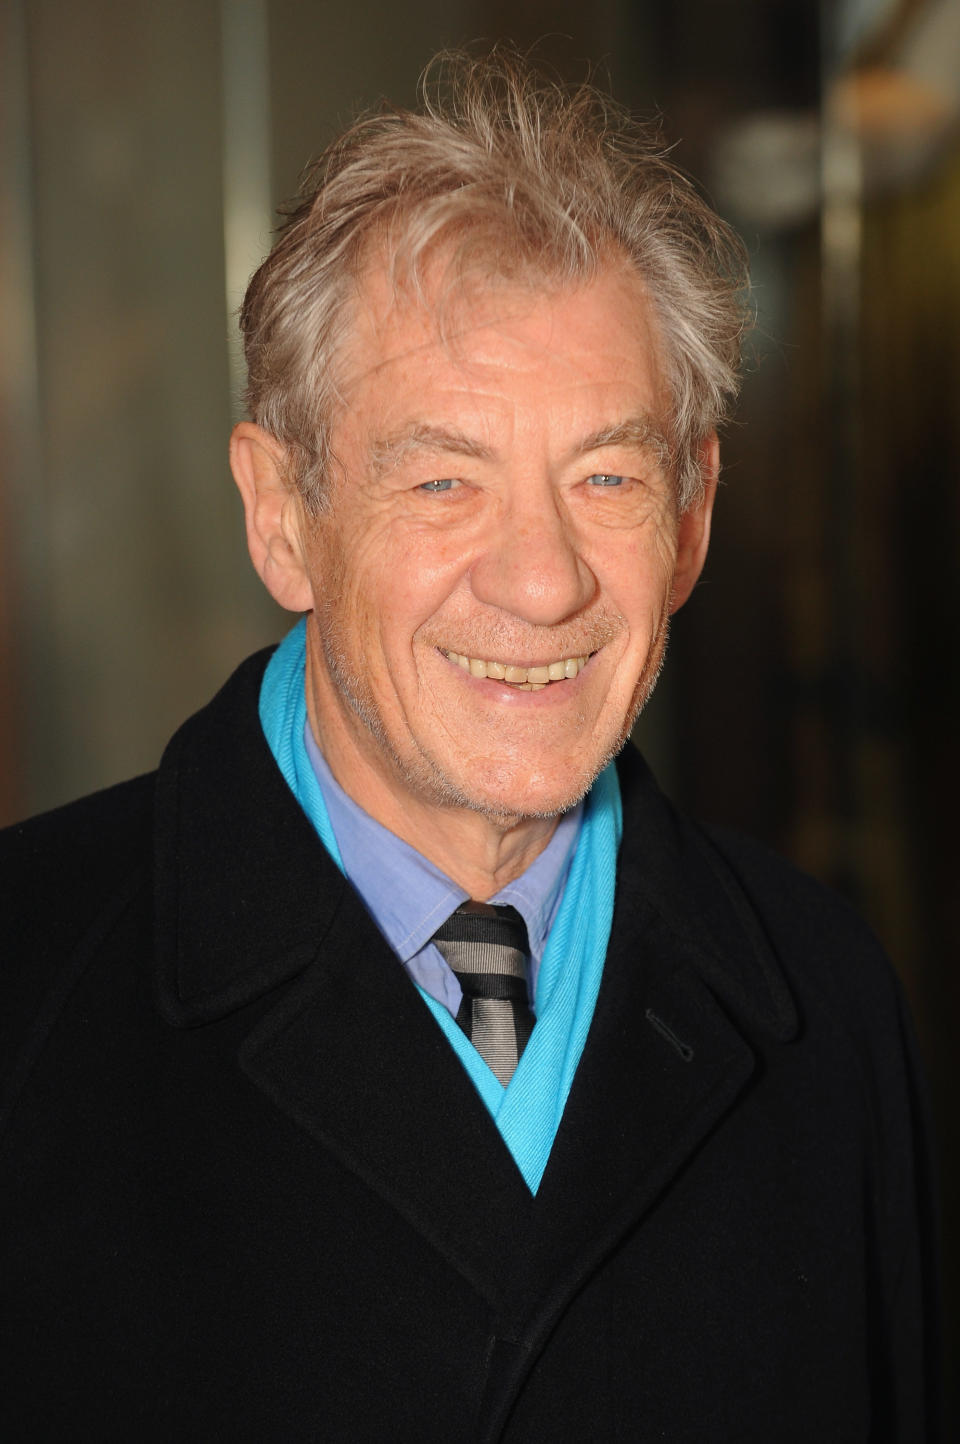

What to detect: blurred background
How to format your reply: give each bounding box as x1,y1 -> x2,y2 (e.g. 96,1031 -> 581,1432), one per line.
2,0 -> 958,1422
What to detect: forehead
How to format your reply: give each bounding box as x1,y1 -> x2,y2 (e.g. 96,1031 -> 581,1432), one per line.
335,257 -> 669,432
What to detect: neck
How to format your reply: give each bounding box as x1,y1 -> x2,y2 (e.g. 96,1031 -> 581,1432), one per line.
304,695 -> 558,903
343,779 -> 558,899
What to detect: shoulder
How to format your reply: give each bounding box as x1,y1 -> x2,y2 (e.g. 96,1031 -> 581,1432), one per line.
616,746 -> 909,1047
617,745 -> 885,964
0,774 -> 157,1072
697,821 -> 902,1022
0,642 -> 276,916
1,772 -> 156,936
689,819 -> 931,1174
0,646 -> 281,1075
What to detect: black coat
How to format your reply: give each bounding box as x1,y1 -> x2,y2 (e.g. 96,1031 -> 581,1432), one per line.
0,650 -> 940,1441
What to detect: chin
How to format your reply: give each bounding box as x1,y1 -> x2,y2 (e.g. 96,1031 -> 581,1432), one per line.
430,745 -> 621,826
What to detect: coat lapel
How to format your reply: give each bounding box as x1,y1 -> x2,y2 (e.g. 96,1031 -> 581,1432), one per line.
238,889 -> 534,1304
477,750 -> 798,1437
153,650 -> 532,1307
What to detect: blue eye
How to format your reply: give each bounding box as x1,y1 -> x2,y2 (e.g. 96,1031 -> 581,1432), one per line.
586,473 -> 625,487
419,478 -> 460,493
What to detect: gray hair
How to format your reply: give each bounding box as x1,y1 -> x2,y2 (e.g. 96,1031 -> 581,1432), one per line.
240,48 -> 750,511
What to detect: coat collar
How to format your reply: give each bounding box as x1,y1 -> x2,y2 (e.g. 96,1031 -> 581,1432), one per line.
153,648 -> 349,1027
613,743 -> 798,1044
154,648 -> 797,1047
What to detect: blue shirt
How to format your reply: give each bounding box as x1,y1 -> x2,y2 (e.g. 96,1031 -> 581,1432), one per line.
303,723 -> 583,1016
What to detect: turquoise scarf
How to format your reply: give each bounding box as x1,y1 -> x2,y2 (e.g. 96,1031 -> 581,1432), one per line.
259,619 -> 622,1193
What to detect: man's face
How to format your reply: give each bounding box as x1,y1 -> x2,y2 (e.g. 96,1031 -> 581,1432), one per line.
297,262 -> 709,825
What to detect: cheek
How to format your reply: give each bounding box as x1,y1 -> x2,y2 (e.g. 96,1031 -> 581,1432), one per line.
308,519 -> 386,628
317,532 -> 460,686
597,532 -> 678,627
375,531 -> 477,642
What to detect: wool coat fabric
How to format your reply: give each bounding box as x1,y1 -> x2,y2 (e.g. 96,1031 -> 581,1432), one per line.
0,649 -> 940,1442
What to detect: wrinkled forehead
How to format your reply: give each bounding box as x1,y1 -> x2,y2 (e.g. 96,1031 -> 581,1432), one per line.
338,236 -> 671,412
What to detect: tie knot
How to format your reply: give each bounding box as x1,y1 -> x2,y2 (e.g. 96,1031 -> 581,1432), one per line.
431,902 -> 529,985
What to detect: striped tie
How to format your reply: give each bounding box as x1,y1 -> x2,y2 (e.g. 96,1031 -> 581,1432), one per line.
431,901 -> 534,1085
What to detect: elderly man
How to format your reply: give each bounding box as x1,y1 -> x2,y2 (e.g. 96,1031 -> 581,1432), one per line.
1,51 -> 939,1442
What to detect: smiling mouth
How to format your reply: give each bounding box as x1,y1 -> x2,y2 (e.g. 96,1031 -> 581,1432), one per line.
442,649 -> 593,691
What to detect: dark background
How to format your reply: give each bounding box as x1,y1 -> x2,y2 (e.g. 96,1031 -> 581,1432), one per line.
2,0 -> 957,1426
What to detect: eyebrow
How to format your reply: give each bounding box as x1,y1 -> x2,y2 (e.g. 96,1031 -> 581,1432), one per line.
369,423 -> 494,476
368,411 -> 672,476
578,414 -> 672,468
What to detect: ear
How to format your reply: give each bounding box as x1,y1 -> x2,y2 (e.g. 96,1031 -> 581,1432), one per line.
229,422 -> 314,612
669,432 -> 719,615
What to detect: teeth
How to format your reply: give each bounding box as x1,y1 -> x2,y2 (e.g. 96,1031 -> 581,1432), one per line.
443,651 -> 591,685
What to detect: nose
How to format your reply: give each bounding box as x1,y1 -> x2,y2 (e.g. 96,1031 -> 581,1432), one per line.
469,482 -> 596,627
